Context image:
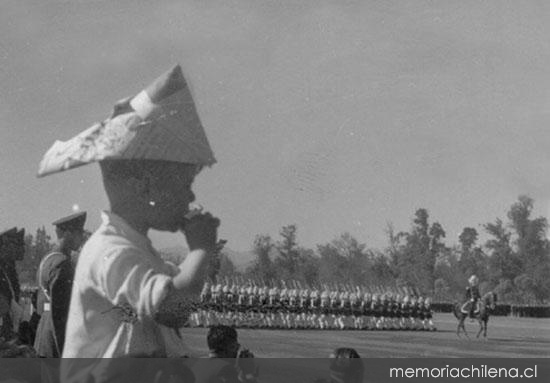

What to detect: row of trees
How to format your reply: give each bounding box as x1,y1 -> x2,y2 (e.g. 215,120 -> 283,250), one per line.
213,195 -> 549,305
18,226 -> 54,287
17,195 -> 550,304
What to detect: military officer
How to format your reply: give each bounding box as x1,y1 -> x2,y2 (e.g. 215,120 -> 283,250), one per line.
34,211 -> 86,357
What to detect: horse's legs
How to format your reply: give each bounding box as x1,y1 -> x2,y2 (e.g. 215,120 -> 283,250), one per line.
475,316 -> 489,339
460,316 -> 469,338
476,319 -> 483,338
463,322 -> 469,338
457,315 -> 468,338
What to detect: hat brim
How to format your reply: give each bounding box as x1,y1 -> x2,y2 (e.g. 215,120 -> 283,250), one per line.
37,65 -> 216,178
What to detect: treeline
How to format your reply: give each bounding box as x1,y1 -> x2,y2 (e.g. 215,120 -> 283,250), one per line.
17,195 -> 550,305
214,195 -> 550,305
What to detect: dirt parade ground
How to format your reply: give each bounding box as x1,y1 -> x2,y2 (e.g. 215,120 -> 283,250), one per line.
177,313 -> 550,358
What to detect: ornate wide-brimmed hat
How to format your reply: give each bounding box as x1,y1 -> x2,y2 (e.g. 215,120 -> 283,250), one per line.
38,65 -> 216,177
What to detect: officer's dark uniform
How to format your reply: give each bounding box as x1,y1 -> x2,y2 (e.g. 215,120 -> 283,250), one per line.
465,285 -> 481,318
0,227 -> 24,341
34,212 -> 86,357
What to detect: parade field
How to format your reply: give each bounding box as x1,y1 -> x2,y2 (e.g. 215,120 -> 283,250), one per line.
180,313 -> 550,358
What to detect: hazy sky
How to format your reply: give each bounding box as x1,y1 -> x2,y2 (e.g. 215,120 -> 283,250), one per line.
2,0 -> 550,252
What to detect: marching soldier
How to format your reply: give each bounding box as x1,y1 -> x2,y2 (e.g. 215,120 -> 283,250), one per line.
212,280 -> 223,309
319,287 -> 330,329
423,297 -> 436,331
258,284 -> 269,328
287,285 -> 298,329
247,283 -> 260,328
409,295 -> 419,330
328,289 -> 339,329
400,295 -> 411,330
361,292 -> 372,329
384,293 -> 396,330
229,282 -> 239,309
371,293 -> 383,329
350,288 -> 362,330
35,211 -> 86,357
393,294 -> 403,330
193,281 -> 212,327
338,289 -> 350,330
200,280 -> 212,306
309,287 -> 320,328
266,285 -> 277,328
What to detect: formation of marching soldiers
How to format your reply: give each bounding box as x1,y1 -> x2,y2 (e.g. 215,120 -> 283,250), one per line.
188,280 -> 436,331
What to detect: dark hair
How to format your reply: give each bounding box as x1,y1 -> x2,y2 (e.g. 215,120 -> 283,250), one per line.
207,325 -> 238,353
0,229 -> 25,260
330,348 -> 363,383
332,348 -> 360,359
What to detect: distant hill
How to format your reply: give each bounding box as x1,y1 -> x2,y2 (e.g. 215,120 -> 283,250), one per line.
223,248 -> 256,271
159,246 -> 255,272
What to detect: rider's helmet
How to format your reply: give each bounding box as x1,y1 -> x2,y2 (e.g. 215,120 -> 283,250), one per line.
468,274 -> 479,286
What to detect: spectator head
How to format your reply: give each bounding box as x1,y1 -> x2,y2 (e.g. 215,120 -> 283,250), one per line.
52,211 -> 87,253
0,339 -> 37,358
100,159 -> 199,233
0,227 -> 25,262
207,325 -> 239,358
329,348 -> 363,383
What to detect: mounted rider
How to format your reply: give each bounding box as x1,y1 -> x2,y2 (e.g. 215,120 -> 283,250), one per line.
462,274 -> 481,318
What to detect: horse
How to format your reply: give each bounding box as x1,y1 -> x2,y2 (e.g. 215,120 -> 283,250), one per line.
453,291 -> 497,339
